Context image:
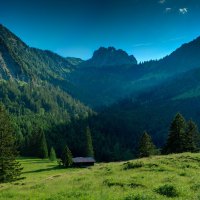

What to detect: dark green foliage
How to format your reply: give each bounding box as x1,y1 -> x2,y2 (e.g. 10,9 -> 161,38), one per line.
38,130 -> 48,159
164,113 -> 186,154
0,105 -> 22,183
185,120 -> 199,152
49,147 -> 57,161
24,127 -> 48,158
164,114 -> 200,154
155,184 -> 179,197
61,145 -> 73,168
85,126 -> 94,157
138,132 -> 156,157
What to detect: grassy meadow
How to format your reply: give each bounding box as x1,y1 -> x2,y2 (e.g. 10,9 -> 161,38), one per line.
1,153 -> 200,199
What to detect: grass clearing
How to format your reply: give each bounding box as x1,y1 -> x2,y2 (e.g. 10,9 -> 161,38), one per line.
1,153 -> 200,199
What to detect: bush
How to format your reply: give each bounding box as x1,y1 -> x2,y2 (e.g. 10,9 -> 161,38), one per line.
155,184 -> 179,197
123,161 -> 144,170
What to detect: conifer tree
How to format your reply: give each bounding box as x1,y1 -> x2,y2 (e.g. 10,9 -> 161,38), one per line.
85,126 -> 94,157
164,113 -> 186,154
0,105 -> 22,183
61,145 -> 72,168
49,147 -> 57,161
184,120 -> 199,152
139,131 -> 156,157
38,130 -> 48,159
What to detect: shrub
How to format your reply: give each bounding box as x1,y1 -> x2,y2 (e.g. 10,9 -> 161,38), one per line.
155,184 -> 179,197
123,161 -> 144,170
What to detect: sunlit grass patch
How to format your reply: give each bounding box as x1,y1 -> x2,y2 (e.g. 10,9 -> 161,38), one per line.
1,153 -> 200,199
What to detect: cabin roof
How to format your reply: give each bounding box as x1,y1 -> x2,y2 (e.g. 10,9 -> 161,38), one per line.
72,157 -> 95,163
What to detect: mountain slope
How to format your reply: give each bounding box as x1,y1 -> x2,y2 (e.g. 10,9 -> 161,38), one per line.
0,24 -> 73,81
0,24 -> 93,116
68,36 -> 200,107
2,24 -> 200,109
90,66 -> 200,160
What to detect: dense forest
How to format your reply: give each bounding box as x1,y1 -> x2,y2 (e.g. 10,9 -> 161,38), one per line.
1,24 -> 200,162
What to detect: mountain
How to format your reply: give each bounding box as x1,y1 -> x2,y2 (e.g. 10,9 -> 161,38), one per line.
3,23 -> 199,109
2,24 -> 200,161
159,36 -> 200,73
0,24 -> 74,81
66,57 -> 84,66
86,37 -> 200,160
90,65 -> 200,160
80,47 -> 137,67
0,24 -> 92,130
68,36 -> 200,107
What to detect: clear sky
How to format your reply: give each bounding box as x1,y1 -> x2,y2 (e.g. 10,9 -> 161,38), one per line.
0,0 -> 200,62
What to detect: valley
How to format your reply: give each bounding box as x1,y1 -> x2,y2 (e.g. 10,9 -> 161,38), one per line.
1,153 -> 200,200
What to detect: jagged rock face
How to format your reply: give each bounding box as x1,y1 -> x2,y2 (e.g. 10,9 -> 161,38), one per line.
81,47 -> 137,67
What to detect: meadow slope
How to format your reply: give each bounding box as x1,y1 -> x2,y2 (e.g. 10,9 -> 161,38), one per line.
1,153 -> 200,200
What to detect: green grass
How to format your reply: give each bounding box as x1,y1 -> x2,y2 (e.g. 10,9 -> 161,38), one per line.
1,153 -> 200,199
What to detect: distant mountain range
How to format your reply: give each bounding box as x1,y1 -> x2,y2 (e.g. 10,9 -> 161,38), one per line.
1,24 -> 200,108
1,24 -> 200,160
67,36 -> 200,107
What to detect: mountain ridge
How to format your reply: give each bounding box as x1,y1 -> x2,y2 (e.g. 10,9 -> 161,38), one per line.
80,46 -> 137,67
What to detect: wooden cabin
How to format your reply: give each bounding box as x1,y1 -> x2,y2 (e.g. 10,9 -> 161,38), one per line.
72,157 -> 95,167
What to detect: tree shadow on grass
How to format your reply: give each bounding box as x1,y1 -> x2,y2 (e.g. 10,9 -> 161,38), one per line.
23,165 -> 63,174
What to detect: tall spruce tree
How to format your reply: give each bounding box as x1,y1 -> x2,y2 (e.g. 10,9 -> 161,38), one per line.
164,113 -> 186,154
38,130 -> 48,159
61,145 -> 73,168
0,105 -> 22,183
139,131 -> 156,157
49,147 -> 57,161
184,120 -> 199,152
85,126 -> 94,157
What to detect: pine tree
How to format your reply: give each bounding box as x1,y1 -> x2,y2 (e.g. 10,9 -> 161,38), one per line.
164,113 -> 186,154
38,130 -> 48,159
49,147 -> 57,161
85,126 -> 94,157
184,120 -> 199,152
139,131 -> 156,157
0,105 -> 22,183
61,145 -> 73,168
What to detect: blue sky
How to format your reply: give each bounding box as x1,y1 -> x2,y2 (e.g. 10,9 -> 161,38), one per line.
0,0 -> 200,62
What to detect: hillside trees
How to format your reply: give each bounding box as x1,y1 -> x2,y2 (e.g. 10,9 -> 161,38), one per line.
138,131 -> 156,157
85,126 -> 94,157
0,105 -> 22,183
24,127 -> 48,158
164,113 -> 200,154
38,130 -> 48,158
184,120 -> 199,152
164,113 -> 186,154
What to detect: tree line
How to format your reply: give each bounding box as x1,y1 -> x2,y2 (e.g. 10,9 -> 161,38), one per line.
1,101 -> 200,183
0,104 -> 94,182
139,113 -> 200,157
